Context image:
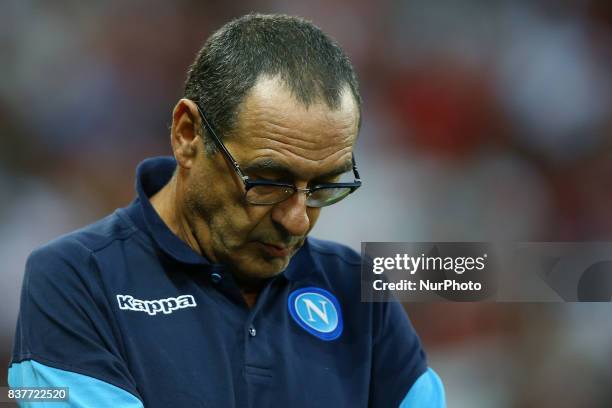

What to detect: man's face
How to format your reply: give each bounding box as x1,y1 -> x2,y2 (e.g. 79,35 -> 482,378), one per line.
179,76 -> 359,281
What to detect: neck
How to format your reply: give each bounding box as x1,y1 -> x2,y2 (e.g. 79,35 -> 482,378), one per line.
235,274 -> 269,308
150,176 -> 214,261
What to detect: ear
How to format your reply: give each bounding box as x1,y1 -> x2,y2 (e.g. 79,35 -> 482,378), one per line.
170,98 -> 202,169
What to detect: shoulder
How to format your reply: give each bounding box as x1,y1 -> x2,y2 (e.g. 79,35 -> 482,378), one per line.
305,237 -> 362,285
306,236 -> 361,267
26,210 -> 137,280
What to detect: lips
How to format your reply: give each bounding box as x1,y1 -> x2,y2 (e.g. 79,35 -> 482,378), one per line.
258,242 -> 291,257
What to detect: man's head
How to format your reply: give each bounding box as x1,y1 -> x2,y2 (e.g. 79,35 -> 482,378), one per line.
169,14 -> 361,282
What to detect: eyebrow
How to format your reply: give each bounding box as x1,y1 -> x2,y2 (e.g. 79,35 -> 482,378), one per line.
242,158 -> 353,181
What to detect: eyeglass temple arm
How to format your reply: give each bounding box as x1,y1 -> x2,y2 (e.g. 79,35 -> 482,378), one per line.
195,104 -> 249,183
352,154 -> 361,182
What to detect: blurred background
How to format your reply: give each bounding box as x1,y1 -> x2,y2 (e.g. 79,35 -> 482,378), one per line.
1,0 -> 611,406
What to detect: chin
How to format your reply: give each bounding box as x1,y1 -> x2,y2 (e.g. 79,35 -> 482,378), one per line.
225,241 -> 298,280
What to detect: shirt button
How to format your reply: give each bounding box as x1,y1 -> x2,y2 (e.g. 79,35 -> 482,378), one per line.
248,326 -> 257,337
211,272 -> 222,283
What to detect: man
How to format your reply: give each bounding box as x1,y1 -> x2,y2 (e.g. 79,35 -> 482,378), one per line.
8,14 -> 445,407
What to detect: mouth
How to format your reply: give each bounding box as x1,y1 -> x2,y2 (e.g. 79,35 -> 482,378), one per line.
257,242 -> 292,258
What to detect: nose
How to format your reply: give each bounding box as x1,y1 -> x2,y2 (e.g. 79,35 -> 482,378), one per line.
270,189 -> 311,237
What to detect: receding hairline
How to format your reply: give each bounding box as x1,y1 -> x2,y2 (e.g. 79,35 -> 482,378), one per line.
227,74 -> 360,135
183,13 -> 362,151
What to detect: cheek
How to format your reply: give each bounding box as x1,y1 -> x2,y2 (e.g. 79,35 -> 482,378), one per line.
184,162 -> 280,245
186,161 -> 240,215
242,206 -> 274,235
198,185 -> 270,246
307,208 -> 321,231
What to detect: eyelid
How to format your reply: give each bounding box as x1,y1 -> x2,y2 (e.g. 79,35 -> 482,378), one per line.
311,174 -> 343,185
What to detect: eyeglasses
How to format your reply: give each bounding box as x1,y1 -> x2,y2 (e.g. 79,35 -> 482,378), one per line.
193,102 -> 362,208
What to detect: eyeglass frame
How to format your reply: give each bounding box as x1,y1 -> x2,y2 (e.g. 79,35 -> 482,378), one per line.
192,101 -> 362,207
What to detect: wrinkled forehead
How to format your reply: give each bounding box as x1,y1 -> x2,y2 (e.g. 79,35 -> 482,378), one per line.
226,77 -> 360,180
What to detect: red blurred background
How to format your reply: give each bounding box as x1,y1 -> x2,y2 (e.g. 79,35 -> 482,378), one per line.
1,1 -> 611,406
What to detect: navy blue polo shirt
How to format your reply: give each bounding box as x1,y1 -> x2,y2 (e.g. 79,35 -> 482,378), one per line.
9,157 -> 445,407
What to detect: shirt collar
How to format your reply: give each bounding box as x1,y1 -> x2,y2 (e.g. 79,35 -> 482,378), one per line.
127,156 -> 209,265
125,156 -> 319,281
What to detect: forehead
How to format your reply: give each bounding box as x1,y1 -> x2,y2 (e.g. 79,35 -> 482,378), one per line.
226,76 -> 359,179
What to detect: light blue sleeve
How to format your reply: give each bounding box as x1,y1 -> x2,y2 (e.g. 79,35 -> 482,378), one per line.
399,368 -> 446,407
8,360 -> 144,408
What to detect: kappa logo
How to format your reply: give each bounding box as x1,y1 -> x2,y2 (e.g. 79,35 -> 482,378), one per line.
288,287 -> 343,341
117,294 -> 197,316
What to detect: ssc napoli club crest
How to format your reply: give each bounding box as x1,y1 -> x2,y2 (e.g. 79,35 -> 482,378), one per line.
288,287 -> 343,341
